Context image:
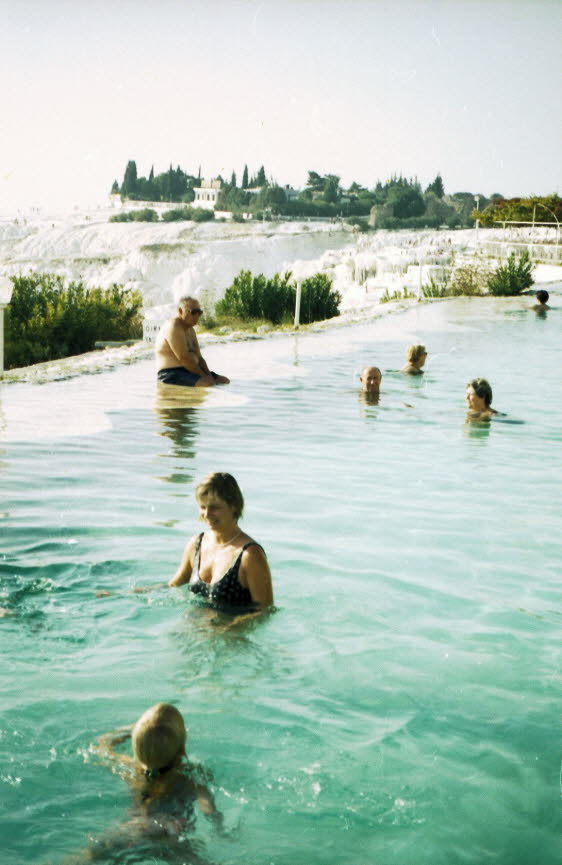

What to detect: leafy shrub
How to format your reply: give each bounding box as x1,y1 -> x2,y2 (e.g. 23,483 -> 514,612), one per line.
192,208 -> 215,222
161,207 -> 192,222
261,273 -> 294,324
448,263 -> 490,296
216,271 -> 263,320
215,270 -> 340,326
487,251 -> 534,296
5,274 -> 143,369
161,206 -> 214,223
109,208 -> 159,223
298,273 -> 341,324
347,216 -> 370,232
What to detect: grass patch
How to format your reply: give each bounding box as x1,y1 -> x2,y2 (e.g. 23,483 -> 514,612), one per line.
380,287 -> 417,303
139,243 -> 185,255
200,313 -> 292,334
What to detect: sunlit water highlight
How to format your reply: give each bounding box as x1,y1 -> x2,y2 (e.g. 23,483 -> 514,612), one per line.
1,294 -> 561,865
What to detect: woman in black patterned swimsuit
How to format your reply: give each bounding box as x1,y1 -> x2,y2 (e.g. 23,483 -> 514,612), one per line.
169,473 -> 273,611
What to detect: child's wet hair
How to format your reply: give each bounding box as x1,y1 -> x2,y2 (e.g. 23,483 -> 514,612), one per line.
132,703 -> 186,771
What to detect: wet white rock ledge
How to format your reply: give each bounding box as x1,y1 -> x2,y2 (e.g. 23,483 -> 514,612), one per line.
1,296 -> 422,386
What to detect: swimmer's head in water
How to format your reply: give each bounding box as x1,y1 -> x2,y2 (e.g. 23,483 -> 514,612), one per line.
132,703 -> 186,773
466,378 -> 493,409
536,290 -> 549,304
360,366 -> 382,392
196,472 -> 244,520
405,344 -> 427,365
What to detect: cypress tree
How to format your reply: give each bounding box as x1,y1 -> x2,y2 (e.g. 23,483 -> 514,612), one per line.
426,173 -> 445,198
121,160 -> 138,198
242,164 -> 249,189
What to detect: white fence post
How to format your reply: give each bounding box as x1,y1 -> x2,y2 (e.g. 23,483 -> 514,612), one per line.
294,280 -> 302,329
417,260 -> 423,300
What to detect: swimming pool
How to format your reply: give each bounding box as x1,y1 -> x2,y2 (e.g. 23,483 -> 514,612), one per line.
1,291 -> 561,865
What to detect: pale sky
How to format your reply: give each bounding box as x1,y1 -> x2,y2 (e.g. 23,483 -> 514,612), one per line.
1,0 -> 560,210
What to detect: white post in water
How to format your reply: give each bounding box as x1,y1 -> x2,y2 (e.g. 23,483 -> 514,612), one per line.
475,194 -> 480,243
0,277 -> 14,379
294,279 -> 302,329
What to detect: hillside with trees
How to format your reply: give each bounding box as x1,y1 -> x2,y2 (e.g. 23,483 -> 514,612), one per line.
110,161 -> 559,231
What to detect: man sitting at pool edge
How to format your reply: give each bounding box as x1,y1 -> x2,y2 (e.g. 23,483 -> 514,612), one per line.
155,296 -> 230,387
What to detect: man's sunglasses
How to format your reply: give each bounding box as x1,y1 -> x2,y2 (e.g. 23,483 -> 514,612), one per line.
189,308 -> 203,315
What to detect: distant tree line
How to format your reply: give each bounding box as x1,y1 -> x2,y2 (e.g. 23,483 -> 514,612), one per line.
110,161 -> 560,231
111,161 -> 268,204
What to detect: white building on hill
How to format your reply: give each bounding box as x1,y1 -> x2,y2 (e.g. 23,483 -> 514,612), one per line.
193,179 -> 222,210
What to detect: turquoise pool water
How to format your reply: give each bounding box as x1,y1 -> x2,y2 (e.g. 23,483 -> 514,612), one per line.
1,293 -> 561,865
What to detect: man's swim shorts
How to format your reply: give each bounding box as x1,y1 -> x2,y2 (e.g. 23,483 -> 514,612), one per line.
157,367 -> 218,387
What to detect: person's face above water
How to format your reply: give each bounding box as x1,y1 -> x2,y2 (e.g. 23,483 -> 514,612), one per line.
465,385 -> 487,413
179,302 -> 203,324
361,367 -> 382,392
197,494 -> 237,532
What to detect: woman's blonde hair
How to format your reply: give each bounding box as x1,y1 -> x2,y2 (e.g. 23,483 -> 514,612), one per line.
132,703 -> 186,771
405,344 -> 426,364
195,472 -> 244,520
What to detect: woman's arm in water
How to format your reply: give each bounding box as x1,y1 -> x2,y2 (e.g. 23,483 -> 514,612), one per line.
92,726 -> 137,774
168,533 -> 199,587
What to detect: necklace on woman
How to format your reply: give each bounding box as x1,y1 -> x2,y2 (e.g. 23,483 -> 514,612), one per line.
214,529 -> 242,548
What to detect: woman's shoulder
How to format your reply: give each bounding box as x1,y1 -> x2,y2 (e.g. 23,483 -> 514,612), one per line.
241,535 -> 266,556
183,532 -> 204,563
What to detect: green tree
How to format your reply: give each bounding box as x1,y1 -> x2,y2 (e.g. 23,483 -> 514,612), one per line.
121,160 -> 138,198
426,173 -> 445,198
306,171 -> 324,192
252,184 -> 287,214
347,181 -> 367,195
256,165 -> 267,186
230,171 -> 237,188
387,183 -> 425,219
242,164 -> 249,188
110,180 -> 119,194
323,176 -> 340,204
